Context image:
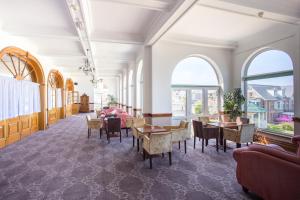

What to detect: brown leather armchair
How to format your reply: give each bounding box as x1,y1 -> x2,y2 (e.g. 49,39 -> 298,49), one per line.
233,137 -> 300,200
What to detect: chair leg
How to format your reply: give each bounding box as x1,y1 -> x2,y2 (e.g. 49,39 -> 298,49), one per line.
184,140 -> 187,154
236,143 -> 241,148
194,136 -> 196,149
143,149 -> 146,160
242,186 -> 249,193
107,132 -> 110,143
162,153 -> 164,158
87,128 -> 90,138
202,138 -> 204,153
246,142 -> 248,146
137,138 -> 140,152
126,128 -> 128,137
149,155 -> 152,169
99,128 -> 102,139
120,131 -> 122,143
132,136 -> 135,147
224,139 -> 227,152
216,137 -> 219,152
205,139 -> 208,146
168,152 -> 172,165
178,141 -> 181,149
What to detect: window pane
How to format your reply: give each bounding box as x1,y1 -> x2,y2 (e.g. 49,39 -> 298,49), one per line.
191,90 -> 203,116
172,89 -> 186,117
208,89 -> 219,115
172,57 -> 219,86
247,50 -> 293,76
247,75 -> 294,135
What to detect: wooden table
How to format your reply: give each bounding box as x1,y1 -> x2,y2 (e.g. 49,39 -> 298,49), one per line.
208,122 -> 239,145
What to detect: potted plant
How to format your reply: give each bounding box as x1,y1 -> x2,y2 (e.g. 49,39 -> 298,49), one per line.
222,88 -> 245,122
107,95 -> 117,107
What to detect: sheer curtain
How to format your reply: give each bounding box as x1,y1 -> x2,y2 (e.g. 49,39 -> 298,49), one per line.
0,76 -> 41,121
56,88 -> 62,108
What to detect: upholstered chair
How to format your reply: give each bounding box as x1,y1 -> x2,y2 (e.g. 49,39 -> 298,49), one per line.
164,120 -> 190,154
125,117 -> 134,137
199,116 -> 210,125
142,132 -> 172,169
132,118 -> 146,152
86,115 -> 103,138
193,120 -> 219,153
236,117 -> 250,125
223,124 -> 255,151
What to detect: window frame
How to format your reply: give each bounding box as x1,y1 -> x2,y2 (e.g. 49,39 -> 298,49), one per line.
243,49 -> 294,136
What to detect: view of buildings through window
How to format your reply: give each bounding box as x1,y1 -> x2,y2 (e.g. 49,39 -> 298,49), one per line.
172,57 -> 220,119
244,50 -> 294,135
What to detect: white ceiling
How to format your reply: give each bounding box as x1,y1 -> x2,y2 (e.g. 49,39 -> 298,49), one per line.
0,0 -> 299,78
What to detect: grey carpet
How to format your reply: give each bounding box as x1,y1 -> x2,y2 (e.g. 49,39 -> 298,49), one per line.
0,114 -> 261,200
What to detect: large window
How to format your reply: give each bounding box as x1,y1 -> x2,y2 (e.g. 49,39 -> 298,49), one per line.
136,60 -> 143,109
172,57 -> 221,119
243,50 -> 294,135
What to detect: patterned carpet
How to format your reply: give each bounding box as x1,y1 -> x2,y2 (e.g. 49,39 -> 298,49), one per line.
0,114 -> 261,200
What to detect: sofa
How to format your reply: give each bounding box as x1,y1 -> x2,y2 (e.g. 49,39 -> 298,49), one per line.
233,136 -> 300,200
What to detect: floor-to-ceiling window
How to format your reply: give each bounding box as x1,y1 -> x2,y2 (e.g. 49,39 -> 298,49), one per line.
172,57 -> 221,119
243,49 -> 294,135
136,60 -> 143,111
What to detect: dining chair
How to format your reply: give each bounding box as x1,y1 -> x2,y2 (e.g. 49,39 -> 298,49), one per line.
163,120 -> 190,154
193,120 -> 219,153
132,118 -> 146,152
86,115 -> 103,139
142,131 -> 172,169
223,124 -> 255,151
106,117 -> 122,143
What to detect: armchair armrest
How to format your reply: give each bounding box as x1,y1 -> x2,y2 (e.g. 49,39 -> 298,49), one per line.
292,135 -> 300,144
163,125 -> 179,131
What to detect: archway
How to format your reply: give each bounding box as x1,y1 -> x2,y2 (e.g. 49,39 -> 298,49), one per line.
243,49 -> 294,135
171,56 -> 222,119
47,70 -> 65,125
0,46 -> 46,147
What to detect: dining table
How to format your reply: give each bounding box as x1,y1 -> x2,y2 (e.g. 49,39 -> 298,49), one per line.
207,122 -> 240,145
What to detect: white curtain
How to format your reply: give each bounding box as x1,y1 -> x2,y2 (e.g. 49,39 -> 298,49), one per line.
0,76 -> 41,120
56,88 -> 62,108
48,87 -> 53,110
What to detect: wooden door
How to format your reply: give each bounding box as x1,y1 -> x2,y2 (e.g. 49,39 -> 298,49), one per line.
20,115 -> 31,138
6,117 -> 20,145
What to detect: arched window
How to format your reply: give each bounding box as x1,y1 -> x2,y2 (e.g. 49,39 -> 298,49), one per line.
171,57 -> 221,118
123,73 -> 127,105
136,60 -> 143,110
128,70 -> 133,106
47,70 -> 64,125
243,50 -> 294,135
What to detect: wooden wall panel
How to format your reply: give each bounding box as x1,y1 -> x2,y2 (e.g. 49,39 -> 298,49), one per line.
20,115 -> 31,138
6,117 -> 20,145
31,113 -> 39,133
66,105 -> 72,117
0,121 -> 6,148
48,109 -> 57,125
72,104 -> 79,114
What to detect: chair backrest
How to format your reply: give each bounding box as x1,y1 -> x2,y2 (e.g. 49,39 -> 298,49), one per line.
149,132 -> 172,154
133,118 -> 145,128
192,120 -> 204,138
199,116 -> 209,125
179,120 -> 189,129
86,115 -> 91,122
240,124 -> 255,143
107,117 -> 121,132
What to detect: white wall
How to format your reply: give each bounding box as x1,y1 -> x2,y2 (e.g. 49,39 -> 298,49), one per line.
72,75 -> 95,102
233,24 -> 300,134
151,41 -> 233,114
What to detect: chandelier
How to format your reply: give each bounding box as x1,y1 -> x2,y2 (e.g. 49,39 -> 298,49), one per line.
78,49 -> 95,76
